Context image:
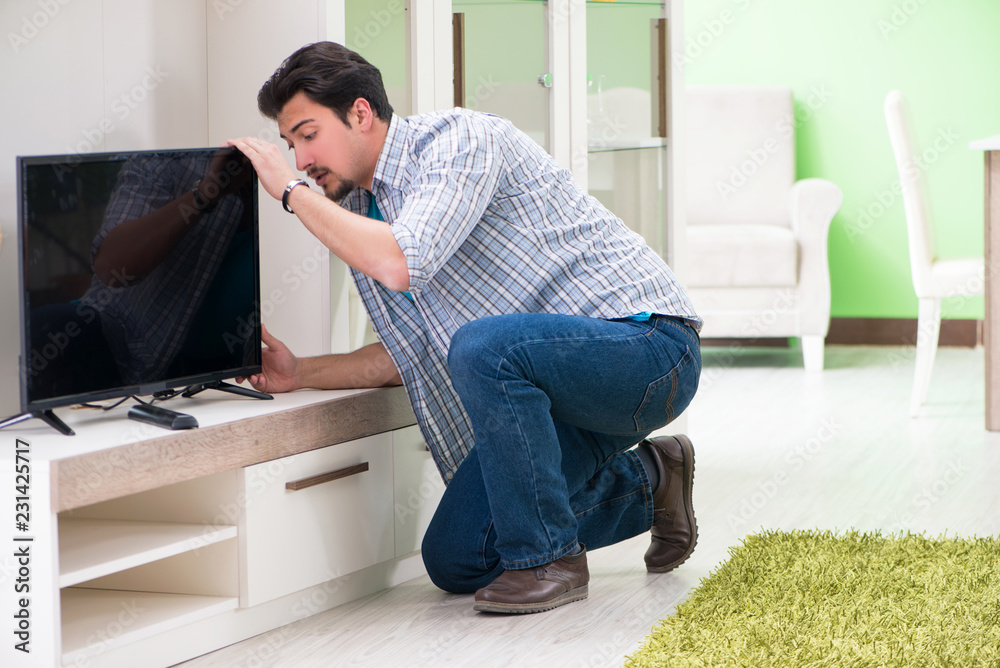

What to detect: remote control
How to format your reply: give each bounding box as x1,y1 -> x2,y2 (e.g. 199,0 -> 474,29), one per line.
127,403 -> 198,430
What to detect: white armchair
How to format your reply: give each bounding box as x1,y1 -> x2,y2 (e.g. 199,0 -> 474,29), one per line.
685,86 -> 842,371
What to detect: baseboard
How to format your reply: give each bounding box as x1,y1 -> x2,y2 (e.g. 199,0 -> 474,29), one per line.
826,317 -> 982,348
702,318 -> 983,349
700,337 -> 790,348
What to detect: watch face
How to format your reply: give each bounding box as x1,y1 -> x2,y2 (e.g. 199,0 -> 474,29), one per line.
282,179 -> 307,213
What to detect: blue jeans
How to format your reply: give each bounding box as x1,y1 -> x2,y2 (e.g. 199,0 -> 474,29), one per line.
421,313 -> 701,593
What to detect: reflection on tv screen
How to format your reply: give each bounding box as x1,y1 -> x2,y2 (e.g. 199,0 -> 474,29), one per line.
22,148 -> 260,406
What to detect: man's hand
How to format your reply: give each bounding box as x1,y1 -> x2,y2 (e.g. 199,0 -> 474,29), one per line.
240,323 -> 301,394
225,137 -> 298,202
200,147 -> 254,205
238,325 -> 403,392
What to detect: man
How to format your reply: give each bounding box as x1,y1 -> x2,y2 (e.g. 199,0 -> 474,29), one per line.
228,41 -> 702,615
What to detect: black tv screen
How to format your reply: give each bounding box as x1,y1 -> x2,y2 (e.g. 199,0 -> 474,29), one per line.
16,147 -> 261,419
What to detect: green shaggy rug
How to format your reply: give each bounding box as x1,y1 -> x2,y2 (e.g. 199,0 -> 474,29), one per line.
625,529 -> 1000,667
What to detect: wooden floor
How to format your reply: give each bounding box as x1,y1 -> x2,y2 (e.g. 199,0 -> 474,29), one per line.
176,344 -> 1000,667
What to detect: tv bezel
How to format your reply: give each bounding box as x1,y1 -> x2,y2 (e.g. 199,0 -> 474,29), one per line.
16,146 -> 264,414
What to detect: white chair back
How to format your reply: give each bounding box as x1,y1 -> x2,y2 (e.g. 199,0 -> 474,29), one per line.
883,90 -> 936,298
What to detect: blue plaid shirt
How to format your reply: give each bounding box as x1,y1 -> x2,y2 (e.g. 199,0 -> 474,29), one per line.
340,109 -> 700,481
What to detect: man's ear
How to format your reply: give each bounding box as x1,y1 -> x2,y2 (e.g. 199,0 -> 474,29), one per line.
354,97 -> 374,131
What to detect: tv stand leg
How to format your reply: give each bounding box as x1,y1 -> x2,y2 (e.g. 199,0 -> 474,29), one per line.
182,380 -> 273,401
0,410 -> 75,435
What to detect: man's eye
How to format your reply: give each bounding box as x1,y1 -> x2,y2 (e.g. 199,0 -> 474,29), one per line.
304,133 -> 315,141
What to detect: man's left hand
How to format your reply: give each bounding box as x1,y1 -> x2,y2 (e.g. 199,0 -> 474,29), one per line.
226,137 -> 298,202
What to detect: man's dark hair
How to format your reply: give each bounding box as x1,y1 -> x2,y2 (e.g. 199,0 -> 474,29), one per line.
257,42 -> 393,125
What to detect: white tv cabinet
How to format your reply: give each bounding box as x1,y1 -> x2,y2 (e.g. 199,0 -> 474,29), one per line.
0,386 -> 443,668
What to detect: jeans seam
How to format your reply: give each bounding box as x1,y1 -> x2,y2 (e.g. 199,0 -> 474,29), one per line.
655,316 -> 700,347
479,519 -> 495,572
503,540 -> 579,569
496,321 -> 662,354
495,353 -> 559,561
572,488 -> 647,521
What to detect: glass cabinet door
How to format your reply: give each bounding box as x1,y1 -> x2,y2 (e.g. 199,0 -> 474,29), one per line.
346,0 -> 412,117
585,0 -> 668,258
341,0 -> 413,350
453,0 -> 551,152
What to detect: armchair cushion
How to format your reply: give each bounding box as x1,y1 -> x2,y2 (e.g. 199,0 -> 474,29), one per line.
687,224 -> 798,288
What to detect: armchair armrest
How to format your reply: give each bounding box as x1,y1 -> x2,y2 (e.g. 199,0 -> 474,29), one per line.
788,178 -> 842,239
787,178 -> 843,337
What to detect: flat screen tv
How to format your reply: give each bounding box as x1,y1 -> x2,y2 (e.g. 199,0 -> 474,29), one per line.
2,146 -> 269,435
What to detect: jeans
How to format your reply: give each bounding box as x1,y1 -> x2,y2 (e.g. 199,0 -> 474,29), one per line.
421,312 -> 701,593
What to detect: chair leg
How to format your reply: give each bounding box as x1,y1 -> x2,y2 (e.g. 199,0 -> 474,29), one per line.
910,298 -> 942,417
801,335 -> 825,372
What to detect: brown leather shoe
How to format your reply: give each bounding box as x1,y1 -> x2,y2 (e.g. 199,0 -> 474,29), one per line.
643,435 -> 697,573
473,549 -> 589,614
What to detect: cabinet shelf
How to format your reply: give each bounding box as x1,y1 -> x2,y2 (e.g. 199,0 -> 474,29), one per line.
61,588 -> 238,664
59,518 -> 237,587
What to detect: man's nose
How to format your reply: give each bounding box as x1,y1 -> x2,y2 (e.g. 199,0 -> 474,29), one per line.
295,149 -> 312,173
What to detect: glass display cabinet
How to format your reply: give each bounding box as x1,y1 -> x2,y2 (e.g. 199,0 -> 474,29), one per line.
585,0 -> 670,260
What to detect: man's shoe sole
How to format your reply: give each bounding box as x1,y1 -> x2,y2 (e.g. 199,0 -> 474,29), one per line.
472,585 -> 589,614
646,434 -> 698,573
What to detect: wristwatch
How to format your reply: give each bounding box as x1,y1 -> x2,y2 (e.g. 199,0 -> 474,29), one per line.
282,179 -> 309,213
191,179 -> 217,213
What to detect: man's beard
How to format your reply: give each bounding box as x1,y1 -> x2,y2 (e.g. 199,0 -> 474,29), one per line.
308,167 -> 356,203
324,176 -> 357,203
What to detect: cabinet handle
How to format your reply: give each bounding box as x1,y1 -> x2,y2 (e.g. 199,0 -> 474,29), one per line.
285,462 -> 369,491
453,12 -> 465,107
654,17 -> 668,138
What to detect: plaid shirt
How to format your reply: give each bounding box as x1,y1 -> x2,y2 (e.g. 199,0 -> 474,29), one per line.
82,154 -> 246,384
341,109 -> 700,482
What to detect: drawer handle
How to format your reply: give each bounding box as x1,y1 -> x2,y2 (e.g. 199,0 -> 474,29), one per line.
285,462 -> 370,491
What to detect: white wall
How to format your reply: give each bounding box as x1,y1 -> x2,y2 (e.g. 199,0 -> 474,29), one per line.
0,0 -> 337,418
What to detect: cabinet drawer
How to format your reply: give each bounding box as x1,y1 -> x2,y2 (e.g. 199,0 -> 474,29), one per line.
239,434 -> 394,607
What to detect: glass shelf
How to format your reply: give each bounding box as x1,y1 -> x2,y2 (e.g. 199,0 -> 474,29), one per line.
586,1 -> 667,258
587,0 -> 662,5
588,137 -> 669,154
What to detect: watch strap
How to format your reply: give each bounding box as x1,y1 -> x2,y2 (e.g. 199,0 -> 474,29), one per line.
282,179 -> 308,213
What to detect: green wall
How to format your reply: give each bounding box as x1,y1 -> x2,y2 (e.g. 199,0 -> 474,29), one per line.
685,0 -> 998,320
